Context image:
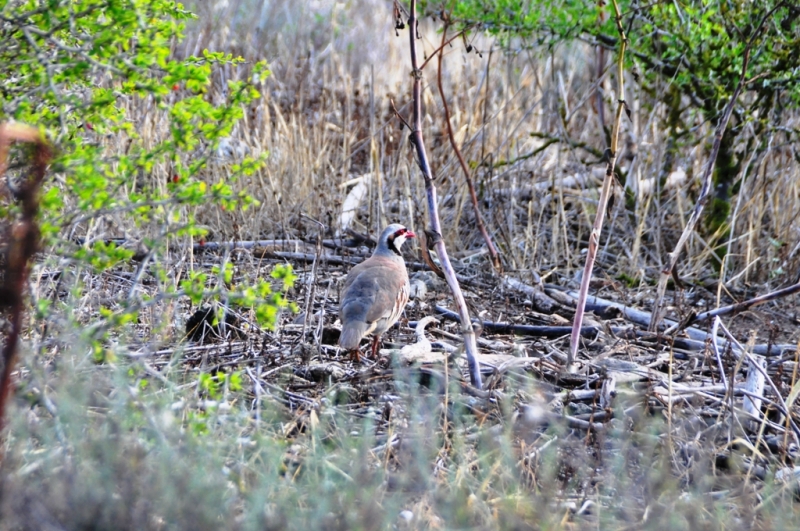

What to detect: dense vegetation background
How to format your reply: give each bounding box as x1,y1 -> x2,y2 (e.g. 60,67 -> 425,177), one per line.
0,0 -> 798,529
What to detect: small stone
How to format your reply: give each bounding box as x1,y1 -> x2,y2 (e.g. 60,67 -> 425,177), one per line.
409,279 -> 427,299
412,270 -> 446,291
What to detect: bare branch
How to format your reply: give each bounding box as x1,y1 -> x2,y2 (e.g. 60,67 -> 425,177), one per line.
435,20 -> 502,273
568,0 -> 627,369
402,0 -> 482,388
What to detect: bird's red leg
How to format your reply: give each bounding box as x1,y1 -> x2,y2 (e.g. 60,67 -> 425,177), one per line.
370,335 -> 381,359
350,348 -> 361,363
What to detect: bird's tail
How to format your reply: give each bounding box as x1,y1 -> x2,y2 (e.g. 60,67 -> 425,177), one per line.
339,321 -> 369,350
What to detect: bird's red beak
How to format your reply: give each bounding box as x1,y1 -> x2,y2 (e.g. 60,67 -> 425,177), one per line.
405,230 -> 416,238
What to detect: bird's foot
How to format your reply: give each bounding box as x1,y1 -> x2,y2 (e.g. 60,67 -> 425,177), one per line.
369,336 -> 381,359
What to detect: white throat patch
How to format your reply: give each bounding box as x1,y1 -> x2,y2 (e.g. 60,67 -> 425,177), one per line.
393,233 -> 407,250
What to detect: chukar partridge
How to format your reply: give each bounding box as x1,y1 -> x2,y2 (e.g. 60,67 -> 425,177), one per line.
339,223 -> 415,361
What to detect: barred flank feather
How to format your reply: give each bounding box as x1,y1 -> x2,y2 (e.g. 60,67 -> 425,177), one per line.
339,321 -> 369,350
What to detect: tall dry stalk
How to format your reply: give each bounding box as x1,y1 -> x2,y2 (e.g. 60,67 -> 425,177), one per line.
401,0 -> 482,388
568,0 -> 626,368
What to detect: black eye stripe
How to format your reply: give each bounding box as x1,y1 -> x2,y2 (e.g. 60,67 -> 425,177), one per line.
387,230 -> 404,256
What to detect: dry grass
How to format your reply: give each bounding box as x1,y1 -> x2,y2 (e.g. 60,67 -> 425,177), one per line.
175,0 -> 800,290
59,0 -> 800,288
2,1 -> 800,529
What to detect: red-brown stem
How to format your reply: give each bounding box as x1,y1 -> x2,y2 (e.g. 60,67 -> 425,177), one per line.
435,21 -> 502,274
0,123 -> 51,434
419,24 -> 474,71
406,0 -> 482,388
568,0 -> 626,368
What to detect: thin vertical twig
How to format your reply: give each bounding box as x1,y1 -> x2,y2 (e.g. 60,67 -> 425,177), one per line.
435,19 -> 502,273
568,0 -> 626,369
595,0 -> 607,134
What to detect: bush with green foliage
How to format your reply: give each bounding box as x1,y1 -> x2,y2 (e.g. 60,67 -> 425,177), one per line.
0,0 -> 293,356
422,0 -> 800,262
